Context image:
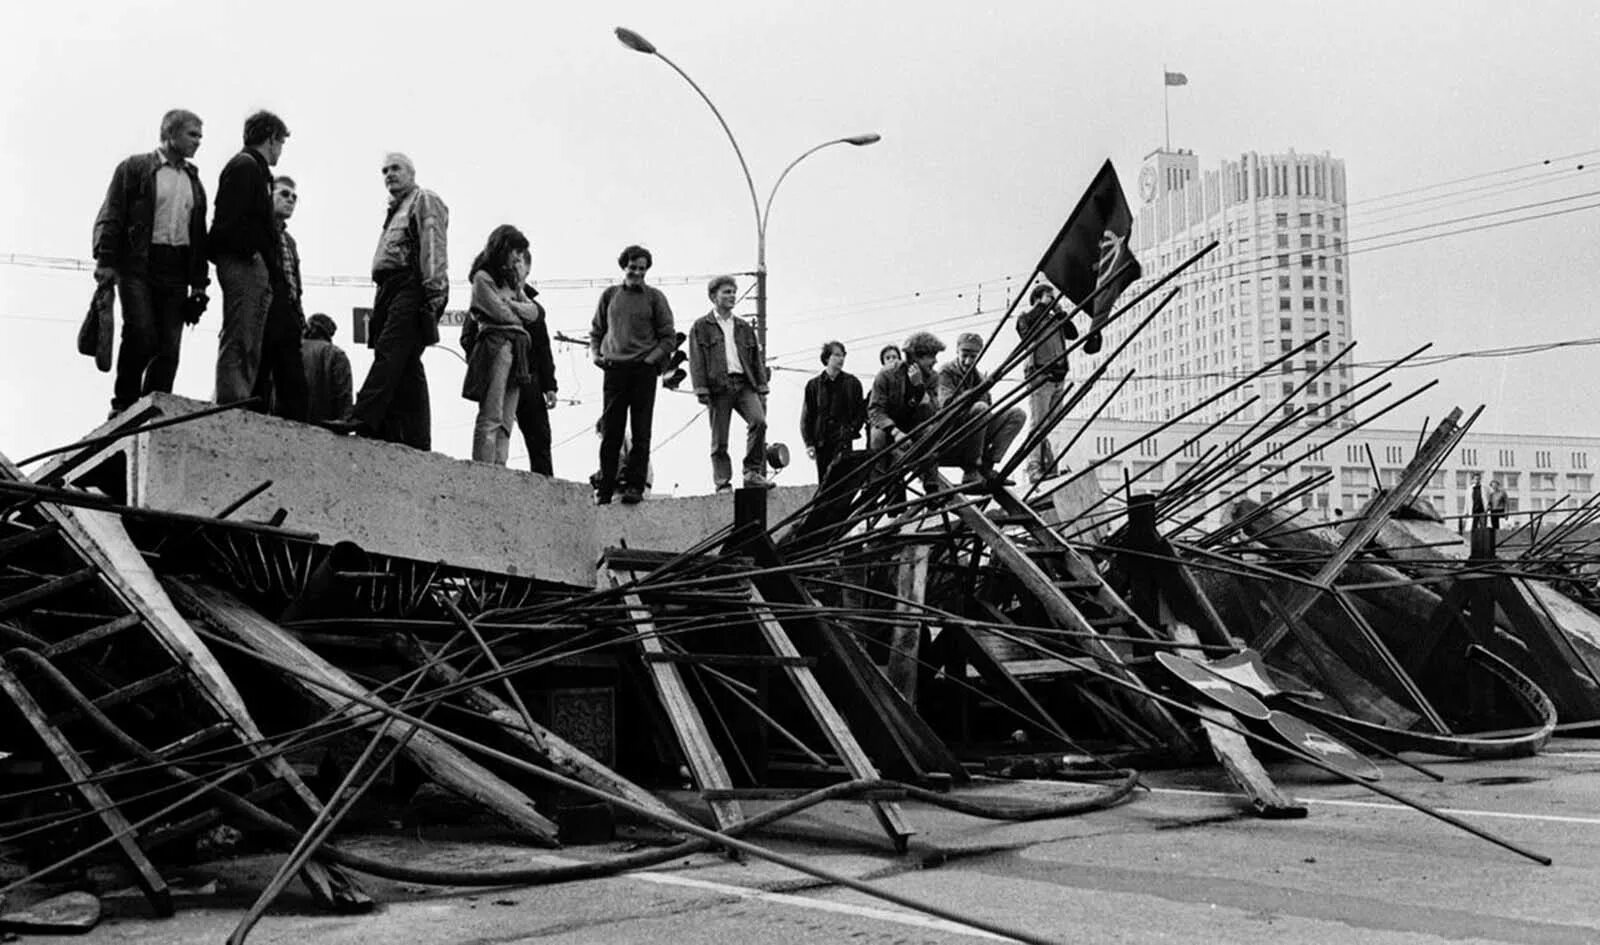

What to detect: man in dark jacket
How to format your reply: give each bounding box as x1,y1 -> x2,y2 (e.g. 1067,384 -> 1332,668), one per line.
590,245 -> 675,504
688,275 -> 769,492
92,108 -> 210,415
250,175 -> 307,420
1015,283 -> 1078,481
211,110 -> 289,406
800,340 -> 865,482
300,314 -> 352,425
515,285 -> 559,476
867,330 -> 944,495
935,331 -> 1025,482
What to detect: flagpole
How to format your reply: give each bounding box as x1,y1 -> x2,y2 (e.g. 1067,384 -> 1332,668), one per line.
1163,65 -> 1171,151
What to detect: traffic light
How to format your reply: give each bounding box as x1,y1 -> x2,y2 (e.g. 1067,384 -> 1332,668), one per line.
661,332 -> 688,390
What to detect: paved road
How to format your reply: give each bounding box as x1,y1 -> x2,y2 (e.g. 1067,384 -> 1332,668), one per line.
44,741 -> 1600,944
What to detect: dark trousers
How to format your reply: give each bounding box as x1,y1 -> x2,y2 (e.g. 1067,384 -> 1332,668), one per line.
111,246 -> 189,412
598,362 -> 657,492
707,375 -> 766,487
814,441 -> 854,483
353,270 -> 432,450
517,389 -> 553,476
215,253 -> 274,405
251,288 -> 307,421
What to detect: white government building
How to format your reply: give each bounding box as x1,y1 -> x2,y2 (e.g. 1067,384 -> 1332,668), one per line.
1057,147 -> 1598,527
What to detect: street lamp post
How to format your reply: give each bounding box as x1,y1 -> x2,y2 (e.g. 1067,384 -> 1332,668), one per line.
615,26 -> 879,359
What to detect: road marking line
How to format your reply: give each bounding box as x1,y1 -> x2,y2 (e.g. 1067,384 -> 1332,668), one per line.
1151,786 -> 1600,826
1545,751 -> 1600,759
523,854 -> 1012,941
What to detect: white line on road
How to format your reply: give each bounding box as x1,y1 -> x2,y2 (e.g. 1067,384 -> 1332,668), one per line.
522,854 -> 1014,942
1151,786 -> 1600,826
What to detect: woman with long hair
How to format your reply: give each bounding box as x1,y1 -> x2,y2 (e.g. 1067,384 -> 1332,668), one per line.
461,225 -> 537,464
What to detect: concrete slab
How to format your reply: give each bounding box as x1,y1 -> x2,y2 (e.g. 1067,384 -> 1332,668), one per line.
36,394 -> 815,587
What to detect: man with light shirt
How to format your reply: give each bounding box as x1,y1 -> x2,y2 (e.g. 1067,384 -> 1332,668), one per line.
688,275 -> 769,493
92,108 -> 210,415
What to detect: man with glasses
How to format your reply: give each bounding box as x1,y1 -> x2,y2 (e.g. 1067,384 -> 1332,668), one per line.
250,175 -> 308,419
589,245 -> 676,505
332,153 -> 449,449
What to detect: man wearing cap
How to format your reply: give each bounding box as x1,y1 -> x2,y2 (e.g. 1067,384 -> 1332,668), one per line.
867,330 -> 945,496
301,313 -> 352,426
1015,283 -> 1077,482
688,275 -> 770,492
935,331 -> 1025,483
92,108 -> 211,416
337,152 -> 449,449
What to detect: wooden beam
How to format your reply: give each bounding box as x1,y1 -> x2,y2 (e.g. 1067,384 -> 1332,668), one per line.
885,542 -> 930,703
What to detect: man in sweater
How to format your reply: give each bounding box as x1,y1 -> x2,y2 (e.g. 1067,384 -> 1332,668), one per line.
211,110 -> 288,406
590,245 -> 676,505
300,314 -> 352,425
935,331 -> 1025,483
92,108 -> 210,415
688,275 -> 769,492
800,340 -> 865,483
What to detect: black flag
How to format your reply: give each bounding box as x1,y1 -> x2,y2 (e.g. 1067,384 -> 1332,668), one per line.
1036,160 -> 1141,354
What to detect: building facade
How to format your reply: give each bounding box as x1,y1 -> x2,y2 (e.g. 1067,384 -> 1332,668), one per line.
1051,146 -> 1599,527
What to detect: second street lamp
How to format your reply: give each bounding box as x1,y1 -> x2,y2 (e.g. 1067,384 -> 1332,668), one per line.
614,26 -> 879,359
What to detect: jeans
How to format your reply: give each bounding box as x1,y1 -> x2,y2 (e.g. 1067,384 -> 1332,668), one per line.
251,286 -> 307,421
214,253 -> 273,405
706,375 -> 767,487
597,362 -> 657,493
471,342 -> 519,464
1024,377 -> 1068,479
353,270 -> 432,450
111,246 -> 189,412
517,388 -> 553,476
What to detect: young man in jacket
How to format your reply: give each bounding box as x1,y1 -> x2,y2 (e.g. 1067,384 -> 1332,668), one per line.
688,275 -> 770,492
338,152 -> 450,450
867,330 -> 944,496
590,245 -> 675,504
800,340 -> 865,483
935,331 -> 1025,483
211,110 -> 289,406
1015,283 -> 1077,481
92,108 -> 210,415
250,175 -> 308,420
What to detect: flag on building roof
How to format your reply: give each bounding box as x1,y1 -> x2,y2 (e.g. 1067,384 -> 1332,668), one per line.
1036,160 -> 1142,354
1164,71 -> 1188,86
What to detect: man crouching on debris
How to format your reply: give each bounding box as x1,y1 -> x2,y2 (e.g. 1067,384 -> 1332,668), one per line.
935,332 -> 1024,484
867,330 -> 944,496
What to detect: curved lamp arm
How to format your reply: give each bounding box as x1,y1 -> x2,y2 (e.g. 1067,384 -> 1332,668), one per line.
761,134 -> 882,251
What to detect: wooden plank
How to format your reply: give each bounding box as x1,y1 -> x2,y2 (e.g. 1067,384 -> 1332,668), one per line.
0,569 -> 96,618
391,634 -> 681,825
165,578 -> 560,844
746,585 -> 915,850
965,603 -> 1075,742
949,485 -> 1196,752
602,570 -> 743,830
0,663 -> 173,916
40,614 -> 143,658
885,542 -> 930,703
1169,623 -> 1305,818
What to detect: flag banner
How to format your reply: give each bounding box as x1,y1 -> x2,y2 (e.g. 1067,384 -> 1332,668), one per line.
1164,71 -> 1188,86
1035,160 -> 1143,353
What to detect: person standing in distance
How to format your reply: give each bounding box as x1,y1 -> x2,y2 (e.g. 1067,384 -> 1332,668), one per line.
800,340 -> 865,483
211,110 -> 288,407
250,175 -> 308,419
589,245 -> 675,505
92,108 -> 210,415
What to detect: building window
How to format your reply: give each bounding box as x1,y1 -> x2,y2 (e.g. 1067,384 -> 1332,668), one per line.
1094,435 -> 1115,455
1336,300 -> 1346,315
1573,452 -> 1590,469
1346,444 -> 1362,462
1276,233 -> 1289,248
1299,213 -> 1312,226
1276,213 -> 1288,226
1332,216 -> 1342,231
1300,254 -> 1313,268
1535,450 -> 1552,469
1302,276 -> 1315,290
1531,472 -> 1558,492
1385,445 -> 1404,463
1138,438 -> 1160,457
1496,471 -> 1520,490
1278,275 -> 1291,290
1341,467 -> 1370,487
1460,448 -> 1478,466
1302,297 -> 1315,311
1498,449 -> 1515,467
1278,255 -> 1290,269
1335,258 -> 1344,273
1279,318 -> 1292,332
1568,474 -> 1593,493
1300,234 -> 1312,248
1279,297 -> 1292,312
1456,469 -> 1483,490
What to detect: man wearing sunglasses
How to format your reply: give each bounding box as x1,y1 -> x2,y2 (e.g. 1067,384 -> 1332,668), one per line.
250,175 -> 308,420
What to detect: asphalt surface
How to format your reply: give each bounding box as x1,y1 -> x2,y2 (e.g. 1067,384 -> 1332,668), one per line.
22,740 -> 1600,944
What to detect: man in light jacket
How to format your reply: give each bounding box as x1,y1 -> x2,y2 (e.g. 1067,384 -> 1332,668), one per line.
688,275 -> 770,492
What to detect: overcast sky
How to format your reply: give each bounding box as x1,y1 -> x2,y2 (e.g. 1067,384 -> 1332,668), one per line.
4,0 -> 1599,492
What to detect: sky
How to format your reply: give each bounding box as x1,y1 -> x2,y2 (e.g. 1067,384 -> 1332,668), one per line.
3,0 -> 1600,493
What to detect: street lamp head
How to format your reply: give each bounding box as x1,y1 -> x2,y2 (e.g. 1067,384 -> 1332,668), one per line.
843,133 -> 882,146
614,27 -> 657,55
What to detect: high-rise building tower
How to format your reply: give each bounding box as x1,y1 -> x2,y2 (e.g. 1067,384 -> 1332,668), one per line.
1073,148 -> 1353,425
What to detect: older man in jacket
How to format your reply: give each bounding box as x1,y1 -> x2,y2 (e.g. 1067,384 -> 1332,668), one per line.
689,275 -> 770,492
92,108 -> 210,415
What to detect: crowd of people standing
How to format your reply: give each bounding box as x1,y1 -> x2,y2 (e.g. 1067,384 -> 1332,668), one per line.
90,107 -> 1085,505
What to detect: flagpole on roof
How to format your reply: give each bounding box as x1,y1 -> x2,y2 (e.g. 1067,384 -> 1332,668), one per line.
1163,64 -> 1171,151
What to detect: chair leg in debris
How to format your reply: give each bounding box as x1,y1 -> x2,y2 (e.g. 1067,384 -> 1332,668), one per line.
0,454 -> 370,914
